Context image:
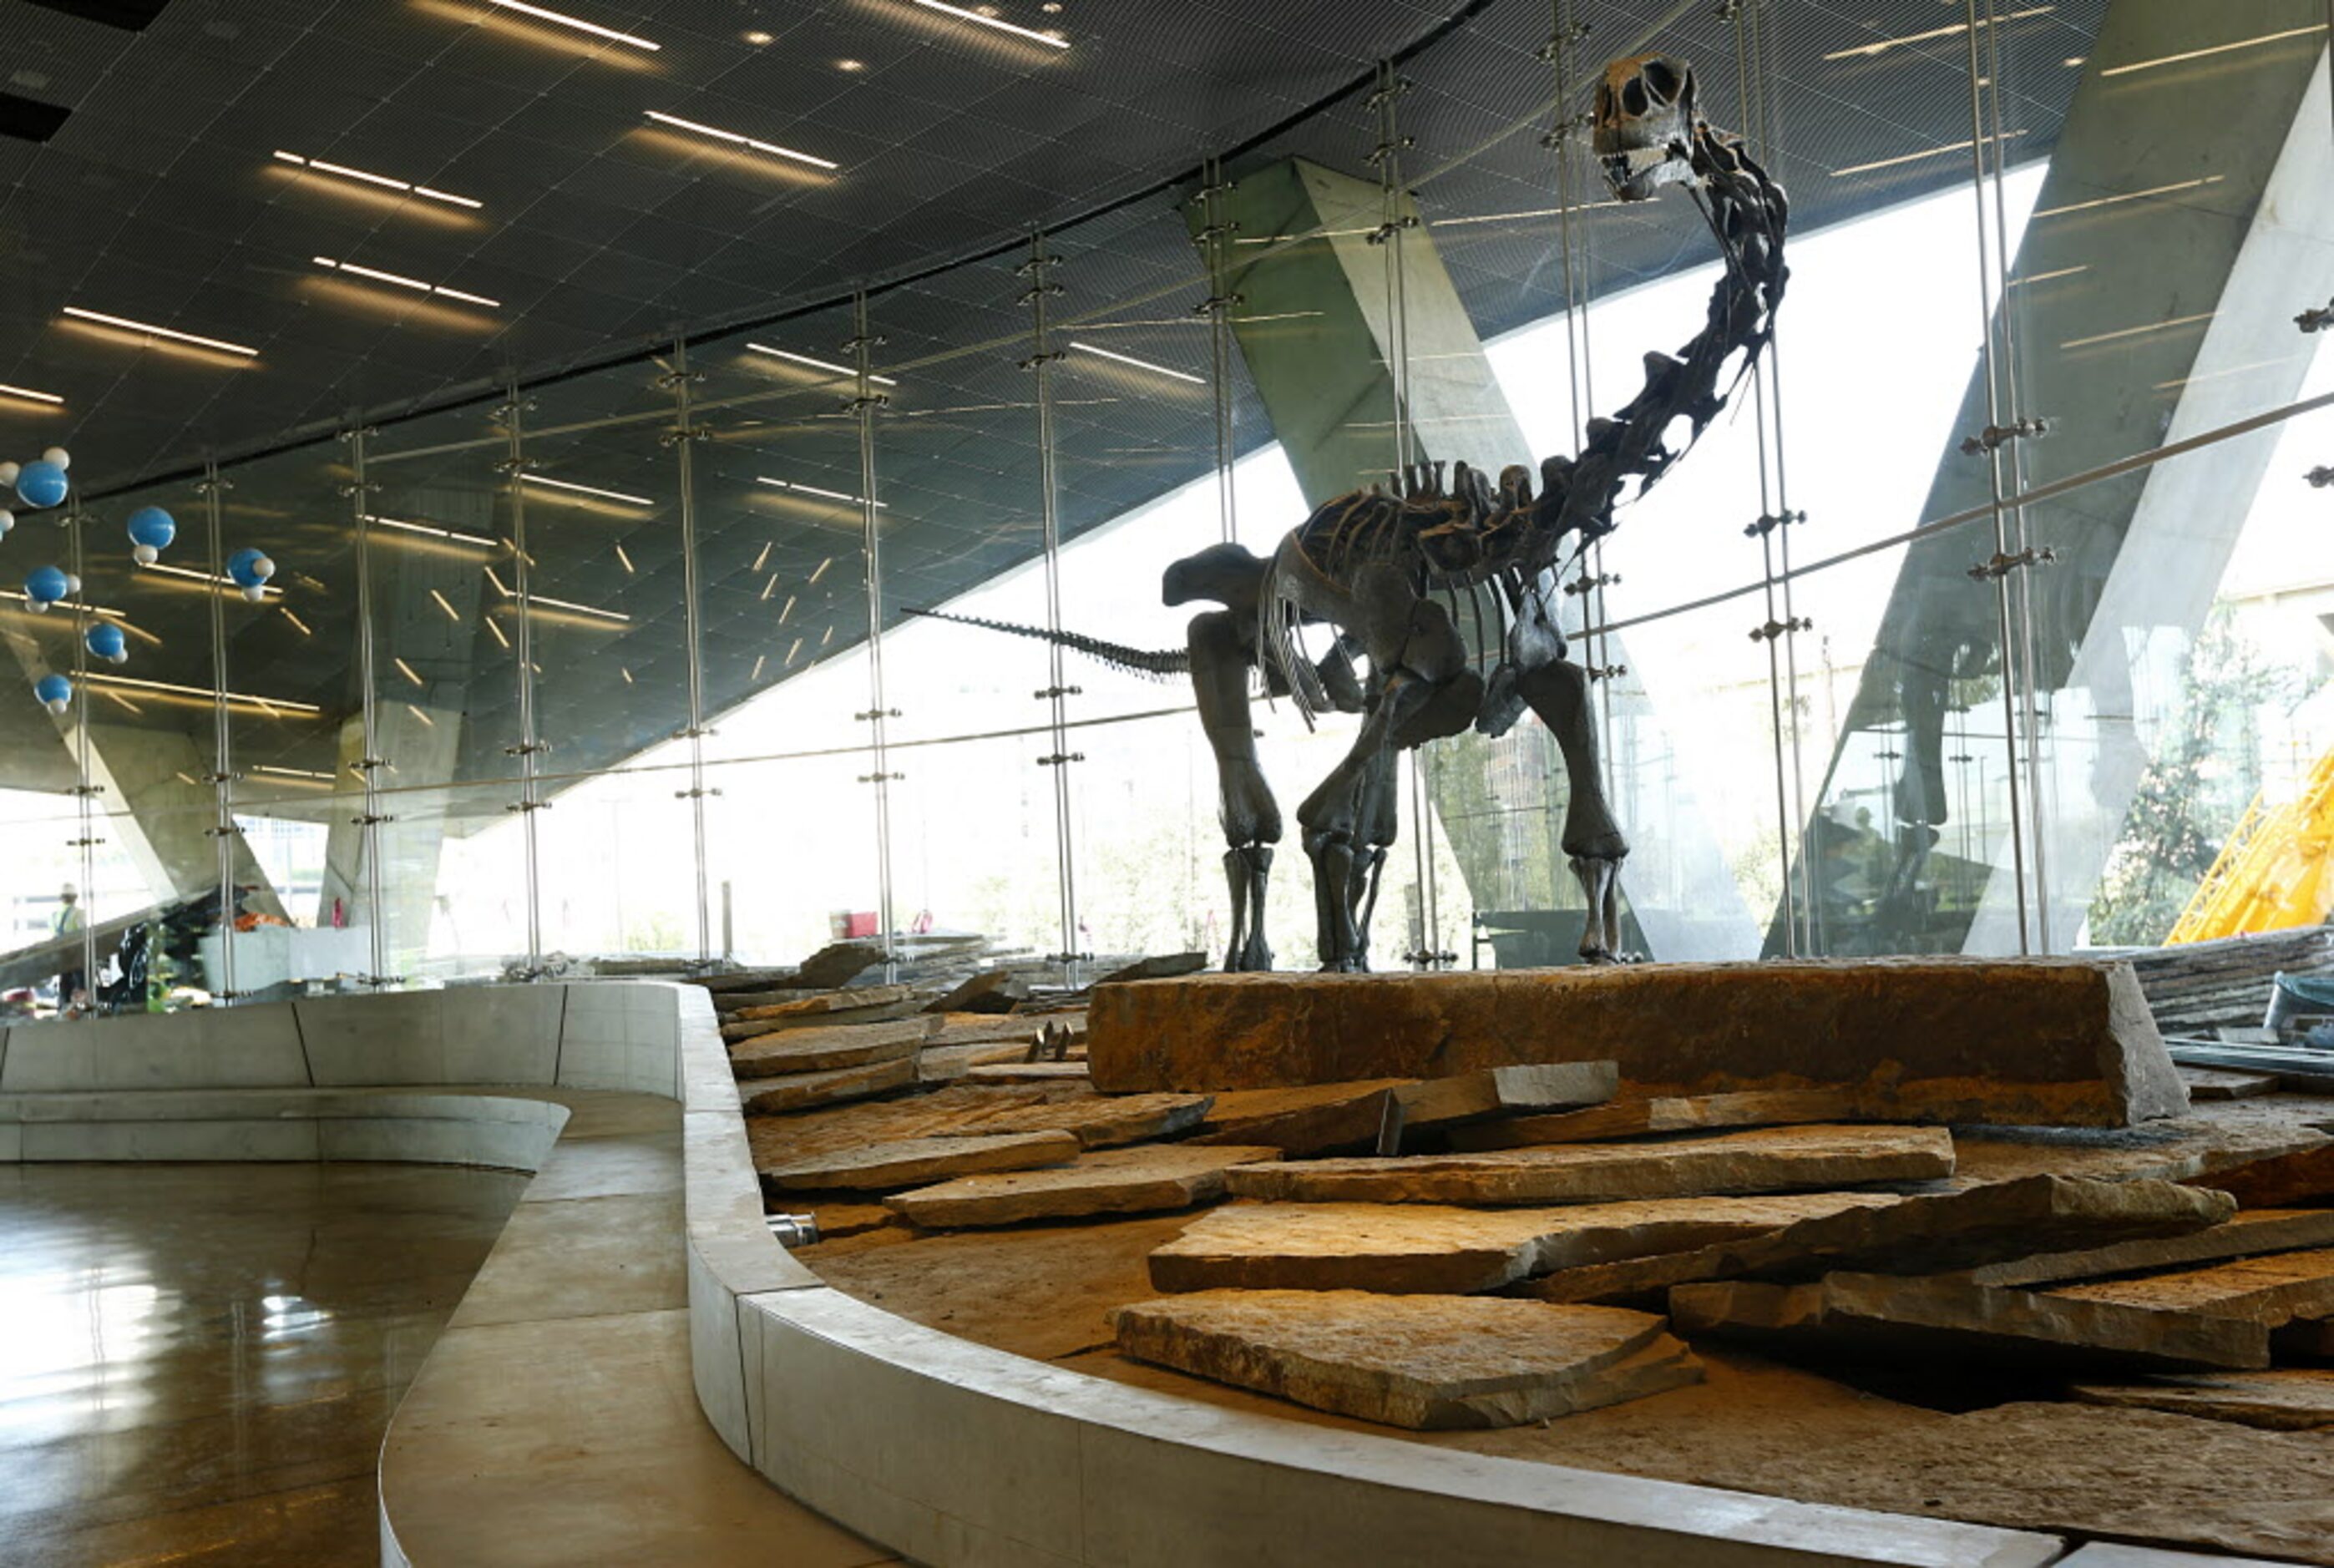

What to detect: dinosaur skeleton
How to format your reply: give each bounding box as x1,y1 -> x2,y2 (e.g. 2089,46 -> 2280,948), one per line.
909,54 -> 1786,974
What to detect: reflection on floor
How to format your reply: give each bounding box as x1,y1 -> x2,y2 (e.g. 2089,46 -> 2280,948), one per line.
0,1162 -> 528,1566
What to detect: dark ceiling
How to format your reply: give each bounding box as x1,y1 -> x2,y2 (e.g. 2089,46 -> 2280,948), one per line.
0,0 -> 2114,837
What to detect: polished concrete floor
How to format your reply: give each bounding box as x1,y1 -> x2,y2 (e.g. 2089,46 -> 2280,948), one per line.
0,1161 -> 529,1566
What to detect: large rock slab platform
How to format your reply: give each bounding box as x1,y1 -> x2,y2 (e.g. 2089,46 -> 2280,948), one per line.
2068,1368 -> 2334,1429
886,1144 -> 1283,1229
1087,959 -> 2185,1127
1109,1289 -> 1700,1429
1147,1192 -> 1897,1294
1221,1124 -> 1956,1206
760,1130 -> 1081,1192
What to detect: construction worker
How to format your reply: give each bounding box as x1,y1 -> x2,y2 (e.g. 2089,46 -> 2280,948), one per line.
53,883 -> 84,1008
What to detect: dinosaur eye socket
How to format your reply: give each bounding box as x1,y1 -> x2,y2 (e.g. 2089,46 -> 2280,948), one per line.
1622,78 -> 1648,115
1643,60 -> 1681,101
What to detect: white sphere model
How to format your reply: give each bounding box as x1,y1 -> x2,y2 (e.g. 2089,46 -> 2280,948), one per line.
65,573 -> 82,594
134,544 -> 157,564
0,463 -> 18,487
41,447 -> 69,471
241,584 -> 266,602
44,695 -> 69,715
0,508 -> 13,537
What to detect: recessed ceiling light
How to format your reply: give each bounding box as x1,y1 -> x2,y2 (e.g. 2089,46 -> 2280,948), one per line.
1822,8 -> 2052,62
644,110 -> 838,170
2032,175 -> 2223,219
744,29 -> 774,44
2059,311 -> 2215,352
909,0 -> 1068,48
273,151 -> 482,210
0,382 -> 63,407
837,58 -> 865,70
745,343 -> 895,384
1041,3 -> 1061,12
362,513 -> 500,549
63,306 -> 258,357
86,673 -> 321,715
757,476 -> 889,508
139,561 -> 280,598
1069,340 -> 1203,384
313,257 -> 501,308
520,473 -> 656,507
1829,130 -> 2027,179
808,556 -> 833,584
486,0 -> 660,50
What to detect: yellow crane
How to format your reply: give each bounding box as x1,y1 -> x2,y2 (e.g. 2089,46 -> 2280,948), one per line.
2169,741 -> 2334,943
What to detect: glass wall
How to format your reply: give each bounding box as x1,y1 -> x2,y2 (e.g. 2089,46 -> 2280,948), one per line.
13,0 -> 2333,1017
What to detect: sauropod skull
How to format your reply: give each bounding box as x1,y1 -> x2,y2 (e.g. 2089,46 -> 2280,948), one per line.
1592,54 -> 1698,202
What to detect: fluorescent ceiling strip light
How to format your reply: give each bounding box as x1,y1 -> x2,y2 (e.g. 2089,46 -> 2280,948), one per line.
1830,130 -> 2027,179
7,591 -> 122,615
313,257 -> 501,309
808,556 -> 833,584
2033,175 -> 2223,218
1823,8 -> 2053,61
253,765 -> 336,782
484,565 -> 512,596
363,513 -> 499,549
273,151 -> 482,210
139,560 -> 280,598
86,672 -> 320,714
786,636 -> 803,665
2154,355 -> 2302,392
63,306 -> 257,357
909,0 -> 1067,48
2102,25 -> 2325,78
394,656 -> 425,687
644,111 -> 837,170
751,655 -> 767,680
484,617 -> 511,650
281,608 -> 313,635
745,343 -> 896,384
526,592 -> 630,623
620,667 -> 634,684
756,475 -> 887,508
429,589 -> 462,621
1069,341 -> 1203,384
615,542 -> 635,573
2060,311 -> 2215,351
488,0 -> 660,49
520,473 -> 654,506
1430,202 -> 1625,227
751,541 -> 772,572
760,575 -> 778,602
779,594 -> 795,622
406,703 -> 435,727
2008,265 -> 2089,287
0,382 -> 63,406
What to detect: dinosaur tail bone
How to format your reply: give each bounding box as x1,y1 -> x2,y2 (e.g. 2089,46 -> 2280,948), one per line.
899,606 -> 1193,680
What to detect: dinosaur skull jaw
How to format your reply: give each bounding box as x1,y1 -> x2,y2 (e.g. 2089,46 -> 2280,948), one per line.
1592,54 -> 1698,202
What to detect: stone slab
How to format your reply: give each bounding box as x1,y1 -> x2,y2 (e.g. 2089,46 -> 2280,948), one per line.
746,1083 -> 1080,1164
1221,1125 -> 1957,1207
759,1130 -> 1081,1193
792,939 -> 887,989
1088,959 -> 2186,1128
727,1019 -> 932,1078
964,1062 -> 1091,1084
737,1057 -> 918,1115
2200,1143 -> 2334,1207
966,1089 -> 1213,1150
2177,1065 -> 2283,1100
886,1144 -> 1283,1229
1147,1192 -> 1899,1295
1965,1208 -> 2334,1288
1447,1090 -> 1861,1151
1109,1289 -> 1699,1429
695,966 -> 795,994
1093,952 -> 1208,984
2048,1247 -> 2334,1327
924,1012 -> 1083,1050
1671,1273 -> 2271,1371
1392,1063 -> 1617,1131
1526,1176 -> 2235,1302
732,983 -> 922,1023
2068,1368 -> 2334,1429
1191,1080 -> 1410,1156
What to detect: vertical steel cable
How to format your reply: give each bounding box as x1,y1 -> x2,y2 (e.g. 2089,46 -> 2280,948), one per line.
1962,0 -> 2033,954
200,463 -> 235,1002
347,428 -> 389,986
1020,233 -> 1082,979
849,294 -> 900,975
1197,155 -> 1241,548
668,340 -> 713,968
65,494 -> 99,1007
498,386 -> 546,974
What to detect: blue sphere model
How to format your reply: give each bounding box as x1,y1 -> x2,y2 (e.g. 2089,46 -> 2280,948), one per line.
126,505 -> 176,564
85,622 -> 127,665
15,460 -> 68,510
35,672 -> 71,715
25,564 -> 70,609
227,546 -> 275,601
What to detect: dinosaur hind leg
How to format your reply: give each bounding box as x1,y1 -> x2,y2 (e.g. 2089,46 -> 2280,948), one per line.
1518,655 -> 1631,964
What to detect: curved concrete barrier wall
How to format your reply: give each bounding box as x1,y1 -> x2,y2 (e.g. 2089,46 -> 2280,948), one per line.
3,984 -> 2099,1566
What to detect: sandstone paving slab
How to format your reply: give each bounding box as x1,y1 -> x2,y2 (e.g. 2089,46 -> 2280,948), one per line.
746,1084 -> 1079,1166
711,988 -> 818,1014
2068,1368 -> 2334,1429
1392,1062 -> 1618,1128
737,1057 -> 919,1115
696,966 -> 795,994
1087,958 -> 2185,1128
1221,1124 -> 1957,1207
1524,1176 -> 2234,1302
923,1012 -> 1080,1050
2200,1142 -> 2334,1208
924,968 -> 1030,1014
727,1018 -> 933,1077
2048,1246 -> 2334,1328
914,1042 -> 1039,1085
2177,1065 -> 2283,1100
731,982 -> 924,1023
1963,1208 -> 2334,1287
964,1061 -> 1091,1084
1147,1192 -> 1899,1295
760,1130 -> 1081,1193
1447,1089 -> 1861,1151
1670,1272 -> 2271,1371
887,1144 -> 1285,1229
1109,1288 -> 1699,1429
792,939 -> 889,989
965,1089 -> 1213,1150
1950,1099 -> 2330,1186
1192,1080 -> 1410,1156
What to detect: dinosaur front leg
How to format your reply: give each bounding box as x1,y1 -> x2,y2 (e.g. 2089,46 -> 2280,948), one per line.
1519,655 -> 1631,964
1191,610 -> 1281,972
1348,745 -> 1400,970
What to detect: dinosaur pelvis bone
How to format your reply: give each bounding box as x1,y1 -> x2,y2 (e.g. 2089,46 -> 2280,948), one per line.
1593,54 -> 1699,203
